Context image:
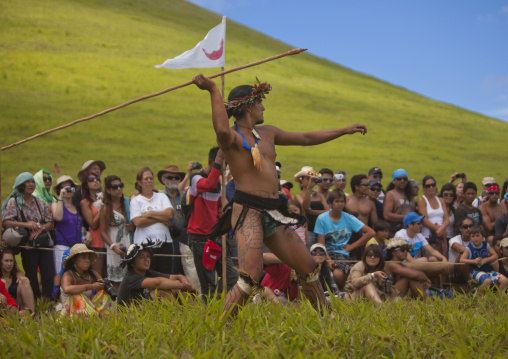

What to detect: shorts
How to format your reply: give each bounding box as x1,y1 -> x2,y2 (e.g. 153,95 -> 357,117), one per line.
470,269 -> 503,285
329,252 -> 351,274
263,213 -> 279,238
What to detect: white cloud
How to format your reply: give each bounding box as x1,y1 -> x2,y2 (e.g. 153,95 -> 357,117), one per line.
481,75 -> 508,93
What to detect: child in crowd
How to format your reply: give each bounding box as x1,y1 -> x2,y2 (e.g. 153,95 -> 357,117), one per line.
287,199 -> 309,245
460,225 -> 508,293
365,220 -> 390,255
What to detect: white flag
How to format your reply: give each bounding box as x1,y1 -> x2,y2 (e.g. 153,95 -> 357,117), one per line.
155,16 -> 226,69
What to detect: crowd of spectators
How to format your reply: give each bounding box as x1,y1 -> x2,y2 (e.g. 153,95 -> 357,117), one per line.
1,158 -> 507,317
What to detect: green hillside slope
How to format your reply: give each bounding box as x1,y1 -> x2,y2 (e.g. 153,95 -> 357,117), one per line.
1,0 -> 506,197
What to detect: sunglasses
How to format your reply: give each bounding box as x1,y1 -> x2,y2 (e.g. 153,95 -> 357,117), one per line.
366,252 -> 380,258
395,177 -> 408,182
370,187 -> 381,192
424,183 -> 437,188
413,221 -> 423,225
163,175 -> 181,181
322,178 -> 333,182
310,250 -> 326,256
43,176 -> 52,182
442,192 -> 454,197
393,247 -> 408,252
110,183 -> 124,190
87,176 -> 101,183
372,174 -> 382,179
488,191 -> 500,196
461,224 -> 473,229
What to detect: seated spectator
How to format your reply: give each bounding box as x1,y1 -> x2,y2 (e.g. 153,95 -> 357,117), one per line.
395,212 -> 448,262
384,238 -> 432,299
0,279 -> 21,316
51,176 -> 83,290
438,183 -> 456,243
0,249 -> 35,313
117,242 -> 195,306
460,225 -> 507,294
287,200 -> 309,245
100,175 -> 133,291
60,244 -> 114,317
309,243 -> 339,297
383,169 -> 415,237
345,244 -> 387,305
280,180 -> 294,200
494,193 -> 508,238
501,179 -> 508,200
315,189 -> 375,288
366,220 -> 391,254
455,182 -> 484,231
2,172 -> 55,300
367,180 -> 384,223
417,175 -> 449,257
492,238 -> 508,278
33,169 -> 57,206
448,218 -> 473,263
479,184 -> 504,242
260,253 -> 298,303
130,167 -> 174,274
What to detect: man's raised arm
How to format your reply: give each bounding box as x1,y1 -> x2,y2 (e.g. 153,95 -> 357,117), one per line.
193,73 -> 234,149
272,123 -> 367,146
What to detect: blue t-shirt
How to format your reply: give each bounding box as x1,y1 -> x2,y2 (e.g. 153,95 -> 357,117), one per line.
314,211 -> 364,255
394,229 -> 429,259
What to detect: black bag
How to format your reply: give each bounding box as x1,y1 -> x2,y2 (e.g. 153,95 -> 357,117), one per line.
181,192 -> 201,221
31,231 -> 54,248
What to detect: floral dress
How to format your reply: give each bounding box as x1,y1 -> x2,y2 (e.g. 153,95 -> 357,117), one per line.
106,210 -> 131,282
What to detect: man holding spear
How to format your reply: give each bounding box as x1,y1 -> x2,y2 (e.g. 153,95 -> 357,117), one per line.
193,73 -> 367,316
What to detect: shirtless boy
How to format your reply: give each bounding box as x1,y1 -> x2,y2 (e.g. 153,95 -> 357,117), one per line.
193,74 -> 367,316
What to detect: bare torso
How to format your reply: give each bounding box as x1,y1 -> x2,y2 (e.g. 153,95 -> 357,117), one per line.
346,194 -> 373,225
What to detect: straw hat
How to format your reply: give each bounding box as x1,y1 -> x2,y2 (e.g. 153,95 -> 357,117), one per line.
53,175 -> 77,194
157,165 -> 186,185
293,166 -> 316,183
500,238 -> 508,248
63,243 -> 98,267
385,238 -> 409,251
77,160 -> 106,182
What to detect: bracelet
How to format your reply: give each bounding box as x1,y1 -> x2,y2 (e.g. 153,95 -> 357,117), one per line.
371,273 -> 375,280
110,243 -> 117,249
58,199 -> 63,202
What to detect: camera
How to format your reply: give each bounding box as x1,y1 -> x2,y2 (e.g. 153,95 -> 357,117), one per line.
192,162 -> 202,170
313,177 -> 323,184
98,278 -> 118,300
385,274 -> 393,294
456,173 -> 465,179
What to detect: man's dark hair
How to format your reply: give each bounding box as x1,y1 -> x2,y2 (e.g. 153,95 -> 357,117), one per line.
328,189 -> 346,204
463,182 -> 477,194
227,85 -> 253,118
469,224 -> 484,236
350,174 -> 367,194
374,220 -> 390,232
208,146 -> 220,162
319,168 -> 334,177
492,235 -> 503,248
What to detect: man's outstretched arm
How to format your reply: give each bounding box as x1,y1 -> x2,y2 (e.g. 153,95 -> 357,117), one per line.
193,73 -> 234,149
271,124 -> 367,146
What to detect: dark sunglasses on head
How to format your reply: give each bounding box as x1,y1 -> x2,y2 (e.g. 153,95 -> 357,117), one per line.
424,183 -> 437,188
461,224 -> 473,229
395,177 -> 408,181
43,176 -> 52,182
393,247 -> 408,252
322,178 -> 333,182
87,176 -> 101,183
366,252 -> 380,258
164,175 -> 181,181
310,250 -> 326,256
110,183 -> 124,190
373,174 -> 382,179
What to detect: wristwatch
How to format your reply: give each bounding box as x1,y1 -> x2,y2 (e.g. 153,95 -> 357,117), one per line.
371,273 -> 375,280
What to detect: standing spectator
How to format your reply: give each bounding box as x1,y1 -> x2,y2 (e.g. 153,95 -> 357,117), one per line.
315,189 -> 375,288
51,175 -> 83,290
157,165 -> 200,292
280,180 -> 293,200
417,175 -> 449,256
473,177 -> 496,208
287,199 -> 309,245
346,174 -> 377,226
130,167 -> 174,274
455,182 -> 466,208
501,179 -> 508,200
100,175 -> 133,290
186,147 -> 237,296
1,249 -> 35,313
395,212 -> 448,262
408,179 -> 421,206
367,180 -> 384,222
2,172 -> 54,300
367,167 -> 384,202
317,168 -> 334,201
438,183 -> 456,242
33,169 -> 57,206
333,171 -> 348,194
448,218 -> 473,263
494,193 -> 508,238
80,170 -> 106,278
383,169 -> 415,237
455,182 -> 484,230
479,184 -> 504,241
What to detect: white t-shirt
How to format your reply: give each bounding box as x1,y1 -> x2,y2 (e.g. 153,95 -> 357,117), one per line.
130,192 -> 173,244
394,228 -> 429,259
448,234 -> 470,263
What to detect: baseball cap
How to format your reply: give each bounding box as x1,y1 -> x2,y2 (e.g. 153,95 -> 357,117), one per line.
482,177 -> 495,186
403,212 -> 425,228
368,167 -> 383,176
202,240 -> 222,270
368,179 -> 382,187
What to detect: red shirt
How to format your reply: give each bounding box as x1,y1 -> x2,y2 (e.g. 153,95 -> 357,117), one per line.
0,279 -> 18,308
261,264 -> 298,301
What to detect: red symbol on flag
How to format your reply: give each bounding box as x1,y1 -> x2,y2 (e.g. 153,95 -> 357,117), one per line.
202,39 -> 224,60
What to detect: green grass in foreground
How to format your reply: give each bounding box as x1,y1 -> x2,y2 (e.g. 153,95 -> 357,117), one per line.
1,292 -> 508,358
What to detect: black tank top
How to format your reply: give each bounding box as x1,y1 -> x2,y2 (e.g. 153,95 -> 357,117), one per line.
308,200 -> 325,232
498,259 -> 508,278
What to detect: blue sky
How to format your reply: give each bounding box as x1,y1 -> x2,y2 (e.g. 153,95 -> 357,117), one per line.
187,0 -> 508,122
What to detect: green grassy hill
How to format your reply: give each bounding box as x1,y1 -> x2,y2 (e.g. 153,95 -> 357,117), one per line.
1,0 -> 506,198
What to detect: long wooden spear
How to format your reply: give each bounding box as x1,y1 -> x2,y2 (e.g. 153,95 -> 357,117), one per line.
1,48 -> 307,152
